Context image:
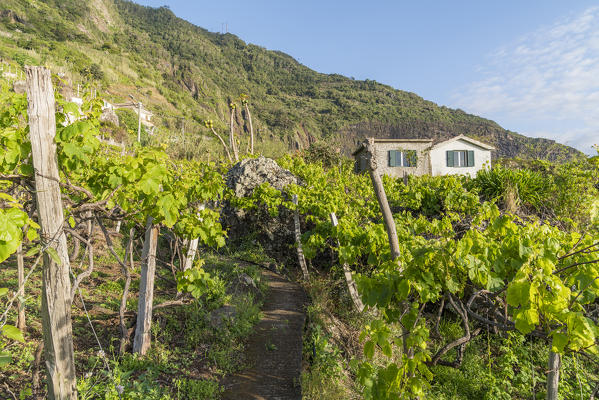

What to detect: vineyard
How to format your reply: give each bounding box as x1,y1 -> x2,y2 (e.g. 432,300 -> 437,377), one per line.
0,66 -> 599,400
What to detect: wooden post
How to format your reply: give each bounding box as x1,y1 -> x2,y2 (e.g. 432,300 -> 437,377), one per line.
133,217 -> 159,355
365,138 -> 401,262
546,351 -> 561,400
16,243 -> 25,331
26,66 -> 77,399
182,204 -> 205,271
330,212 -> 364,312
137,101 -> 142,143
119,227 -> 135,354
292,195 -> 309,280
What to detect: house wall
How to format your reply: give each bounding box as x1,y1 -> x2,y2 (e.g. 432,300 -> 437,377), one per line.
429,138 -> 492,176
355,141 -> 431,177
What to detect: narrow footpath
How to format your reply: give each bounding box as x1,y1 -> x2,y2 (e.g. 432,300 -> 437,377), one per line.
221,269 -> 307,400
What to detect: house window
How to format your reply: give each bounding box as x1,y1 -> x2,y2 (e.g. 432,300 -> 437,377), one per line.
388,150 -> 417,167
446,150 -> 474,167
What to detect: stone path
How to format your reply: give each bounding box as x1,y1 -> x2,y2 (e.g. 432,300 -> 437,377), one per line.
221,269 -> 307,400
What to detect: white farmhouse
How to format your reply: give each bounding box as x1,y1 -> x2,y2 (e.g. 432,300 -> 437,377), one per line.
353,135 -> 495,177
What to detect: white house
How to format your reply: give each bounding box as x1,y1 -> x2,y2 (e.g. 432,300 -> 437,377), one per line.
353,135 -> 495,177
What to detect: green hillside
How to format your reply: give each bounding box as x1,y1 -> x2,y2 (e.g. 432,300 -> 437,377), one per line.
0,0 -> 585,161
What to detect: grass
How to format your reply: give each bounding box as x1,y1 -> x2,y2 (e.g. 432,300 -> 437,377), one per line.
0,235 -> 269,399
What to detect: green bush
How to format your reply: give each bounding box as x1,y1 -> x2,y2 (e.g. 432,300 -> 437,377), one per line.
471,165 -> 551,212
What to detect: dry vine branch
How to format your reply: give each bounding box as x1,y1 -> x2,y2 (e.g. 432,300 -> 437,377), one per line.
66,226 -> 95,301
430,294 -> 479,366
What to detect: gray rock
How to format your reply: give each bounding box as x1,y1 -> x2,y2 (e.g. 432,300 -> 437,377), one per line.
233,273 -> 261,299
222,157 -> 299,264
225,156 -> 298,198
100,107 -> 119,126
12,80 -> 26,94
208,305 -> 237,329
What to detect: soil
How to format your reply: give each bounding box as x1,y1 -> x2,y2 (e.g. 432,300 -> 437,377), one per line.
221,269 -> 307,400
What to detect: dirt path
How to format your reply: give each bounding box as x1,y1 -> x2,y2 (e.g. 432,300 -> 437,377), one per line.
221,269 -> 307,400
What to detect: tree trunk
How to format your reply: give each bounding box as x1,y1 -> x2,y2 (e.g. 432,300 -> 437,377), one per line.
133,218 -> 159,355
16,243 -> 25,331
229,107 -> 239,161
209,126 -> 232,163
546,351 -> 561,400
244,103 -> 254,155
292,195 -> 309,280
330,212 -> 364,311
26,66 -> 77,399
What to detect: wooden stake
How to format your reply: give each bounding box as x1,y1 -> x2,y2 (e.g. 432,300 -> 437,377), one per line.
292,195 -> 309,280
119,228 -> 134,354
330,212 -> 364,311
26,66 -> 77,399
546,351 -> 561,400
365,138 -> 401,262
182,204 -> 205,271
16,243 -> 25,331
133,218 -> 159,355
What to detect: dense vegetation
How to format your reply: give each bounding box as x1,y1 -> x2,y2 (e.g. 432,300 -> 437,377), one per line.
1,64 -> 598,400
0,0 -> 585,161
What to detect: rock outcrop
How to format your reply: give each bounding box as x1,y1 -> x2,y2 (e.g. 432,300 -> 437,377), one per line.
223,157 -> 298,264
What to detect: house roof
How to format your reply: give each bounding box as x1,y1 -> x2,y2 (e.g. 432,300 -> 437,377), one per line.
352,135 -> 495,155
352,138 -> 433,156
431,134 -> 495,151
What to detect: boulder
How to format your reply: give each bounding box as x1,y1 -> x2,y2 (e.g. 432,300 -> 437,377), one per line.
226,156 -> 297,198
100,107 -> 119,126
208,305 -> 237,329
232,273 -> 261,300
223,157 -> 298,264
12,80 -> 26,94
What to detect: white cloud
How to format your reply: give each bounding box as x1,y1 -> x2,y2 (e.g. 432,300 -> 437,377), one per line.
454,7 -> 599,155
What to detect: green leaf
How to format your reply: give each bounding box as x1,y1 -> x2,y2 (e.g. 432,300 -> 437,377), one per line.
506,278 -> 530,307
514,308 -> 538,334
0,351 -> 11,367
68,216 -> 76,228
364,340 -> 375,359
0,288 -> 8,297
45,247 -> 61,265
25,245 -> 40,257
2,325 -> 24,342
26,227 -> 38,241
551,332 -> 568,353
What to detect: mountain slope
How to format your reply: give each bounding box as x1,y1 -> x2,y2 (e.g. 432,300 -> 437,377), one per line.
0,0 -> 585,161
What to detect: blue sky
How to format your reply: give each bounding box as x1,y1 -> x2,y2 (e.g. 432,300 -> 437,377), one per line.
135,1 -> 598,154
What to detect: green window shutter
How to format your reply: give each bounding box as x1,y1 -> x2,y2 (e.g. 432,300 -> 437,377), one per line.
446,150 -> 454,167
467,150 -> 475,167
